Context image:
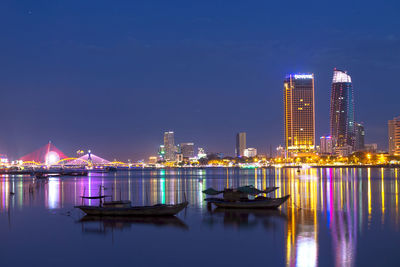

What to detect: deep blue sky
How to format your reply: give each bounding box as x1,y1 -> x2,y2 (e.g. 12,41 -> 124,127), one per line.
0,0 -> 399,161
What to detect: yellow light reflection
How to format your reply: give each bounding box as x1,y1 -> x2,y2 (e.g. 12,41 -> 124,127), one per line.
394,169 -> 399,217
381,168 -> 385,224
367,168 -> 371,223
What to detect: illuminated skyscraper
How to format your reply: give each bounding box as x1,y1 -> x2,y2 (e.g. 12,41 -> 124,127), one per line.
163,131 -> 176,161
235,132 -> 246,157
388,116 -> 400,156
354,122 -> 365,151
284,74 -> 315,155
330,69 -> 355,150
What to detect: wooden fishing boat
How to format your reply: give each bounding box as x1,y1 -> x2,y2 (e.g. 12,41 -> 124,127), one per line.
75,201 -> 188,216
207,195 -> 290,209
76,185 -> 188,216
203,185 -> 289,209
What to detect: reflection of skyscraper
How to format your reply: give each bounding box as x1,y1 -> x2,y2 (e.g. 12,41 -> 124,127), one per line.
389,116 -> 400,156
281,168 -> 319,267
284,74 -> 315,155
329,170 -> 358,267
163,131 -> 176,161
235,132 -> 246,157
354,122 -> 365,151
330,69 -> 355,150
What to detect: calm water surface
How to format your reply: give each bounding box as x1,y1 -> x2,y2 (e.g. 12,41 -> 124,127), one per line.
0,168 -> 399,267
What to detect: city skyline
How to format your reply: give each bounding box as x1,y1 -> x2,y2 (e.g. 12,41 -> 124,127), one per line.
0,1 -> 399,160
1,67 -> 398,161
2,2 -> 400,267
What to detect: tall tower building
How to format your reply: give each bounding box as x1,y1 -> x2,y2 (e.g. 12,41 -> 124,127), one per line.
330,69 -> 355,149
163,131 -> 176,161
235,132 -> 246,157
354,122 -> 365,151
389,116 -> 400,156
284,74 -> 315,155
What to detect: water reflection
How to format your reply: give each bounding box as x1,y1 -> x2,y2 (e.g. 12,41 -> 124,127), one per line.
204,208 -> 287,229
0,168 -> 399,267
78,215 -> 188,235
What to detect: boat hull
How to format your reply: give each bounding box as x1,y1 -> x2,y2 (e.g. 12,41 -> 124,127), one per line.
209,195 -> 290,209
75,202 -> 188,216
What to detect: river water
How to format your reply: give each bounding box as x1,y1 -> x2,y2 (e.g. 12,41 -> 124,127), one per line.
0,168 -> 399,267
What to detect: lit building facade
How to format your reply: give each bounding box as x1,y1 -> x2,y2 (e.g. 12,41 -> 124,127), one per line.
284,74 -> 315,155
330,69 -> 355,149
180,143 -> 195,158
276,145 -> 285,158
163,131 -> 176,161
389,116 -> 400,156
148,156 -> 158,164
158,145 -> 165,160
244,148 -> 257,157
365,143 -> 378,153
235,132 -> 246,157
335,145 -> 353,157
319,136 -> 333,155
197,148 -> 207,159
176,153 -> 183,162
354,122 -> 365,151
0,154 -> 8,164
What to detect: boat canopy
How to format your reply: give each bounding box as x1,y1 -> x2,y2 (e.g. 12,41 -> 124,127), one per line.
202,188 -> 224,195
202,185 -> 278,196
80,195 -> 109,199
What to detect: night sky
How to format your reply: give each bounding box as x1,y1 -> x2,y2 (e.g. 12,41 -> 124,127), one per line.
0,0 -> 399,161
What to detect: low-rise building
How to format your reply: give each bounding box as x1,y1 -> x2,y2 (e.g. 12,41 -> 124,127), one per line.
335,145 -> 353,157
244,148 -> 257,157
365,143 -> 378,153
320,136 -> 334,155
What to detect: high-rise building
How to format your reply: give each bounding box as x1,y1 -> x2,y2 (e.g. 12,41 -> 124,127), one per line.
389,116 -> 400,156
319,136 -> 333,155
180,143 -> 195,158
354,122 -> 365,151
158,145 -> 165,160
163,131 -> 176,161
330,69 -> 355,150
235,132 -> 246,157
284,74 -> 315,155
